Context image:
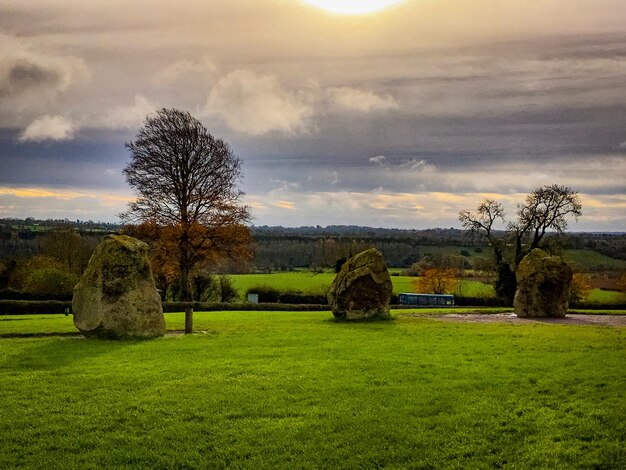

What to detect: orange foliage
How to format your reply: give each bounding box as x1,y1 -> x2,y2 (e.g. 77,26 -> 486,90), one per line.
125,221 -> 252,284
570,272 -> 592,303
413,268 -> 459,294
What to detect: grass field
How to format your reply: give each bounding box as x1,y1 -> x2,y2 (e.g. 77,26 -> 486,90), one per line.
1,311 -> 625,468
587,289 -> 626,305
228,272 -> 625,303
228,271 -> 497,298
564,250 -> 626,271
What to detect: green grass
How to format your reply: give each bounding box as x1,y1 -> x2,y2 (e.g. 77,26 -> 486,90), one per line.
229,271 -> 335,296
564,250 -> 626,271
229,272 -> 497,297
587,289 -> 626,305
1,311 -> 625,468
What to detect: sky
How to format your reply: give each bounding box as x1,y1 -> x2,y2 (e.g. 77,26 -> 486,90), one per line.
0,0 -> 625,231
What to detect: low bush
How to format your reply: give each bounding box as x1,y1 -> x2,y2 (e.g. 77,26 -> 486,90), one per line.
452,296 -> 510,307
278,292 -> 327,304
162,302 -> 327,312
245,286 -> 281,303
0,300 -> 72,315
570,301 -> 626,310
0,289 -> 72,301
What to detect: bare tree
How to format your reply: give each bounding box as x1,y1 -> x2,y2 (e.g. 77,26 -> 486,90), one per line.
510,184 -> 582,265
121,108 -> 250,333
459,185 -> 582,304
459,199 -> 505,263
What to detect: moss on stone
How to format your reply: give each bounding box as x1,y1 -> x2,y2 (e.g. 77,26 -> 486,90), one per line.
328,248 -> 393,320
72,235 -> 165,338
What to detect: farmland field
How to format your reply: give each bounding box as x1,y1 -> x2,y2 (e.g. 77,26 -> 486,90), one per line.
1,311 -> 625,468
228,271 -> 496,297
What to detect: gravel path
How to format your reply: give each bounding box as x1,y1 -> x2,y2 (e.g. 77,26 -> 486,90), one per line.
426,313 -> 626,327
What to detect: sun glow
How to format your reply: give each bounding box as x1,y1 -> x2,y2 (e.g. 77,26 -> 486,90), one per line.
301,0 -> 404,15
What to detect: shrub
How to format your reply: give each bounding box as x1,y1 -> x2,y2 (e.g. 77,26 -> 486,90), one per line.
278,292 -> 327,305
0,300 -> 72,315
9,256 -> 63,290
414,268 -> 459,294
161,302 -> 327,312
0,288 -> 71,301
246,285 -> 281,303
219,275 -> 238,303
24,268 -> 78,297
570,273 -> 592,304
453,296 -> 510,307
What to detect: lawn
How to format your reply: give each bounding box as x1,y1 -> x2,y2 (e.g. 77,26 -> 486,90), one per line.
1,311 -> 625,468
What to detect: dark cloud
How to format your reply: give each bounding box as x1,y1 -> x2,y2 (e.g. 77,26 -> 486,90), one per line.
8,62 -> 60,89
0,60 -> 63,99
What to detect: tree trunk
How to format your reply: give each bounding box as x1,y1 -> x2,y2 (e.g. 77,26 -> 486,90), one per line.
184,307 -> 193,334
181,270 -> 193,334
179,230 -> 193,334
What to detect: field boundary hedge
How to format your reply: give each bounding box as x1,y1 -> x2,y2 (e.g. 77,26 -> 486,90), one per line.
0,289 -> 72,301
162,302 -> 329,312
0,300 -> 329,315
0,300 -> 72,315
1,299 -> 624,315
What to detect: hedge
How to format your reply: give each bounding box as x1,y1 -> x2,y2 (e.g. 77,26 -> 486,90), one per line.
162,302 -> 328,312
0,300 -> 72,315
0,289 -> 72,301
1,299 -> 623,316
453,296 -> 510,307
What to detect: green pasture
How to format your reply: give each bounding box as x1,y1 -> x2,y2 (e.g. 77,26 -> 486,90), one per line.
228,271 -> 496,297
228,272 -> 626,303
564,250 -> 626,271
1,311 -> 625,468
587,288 -> 626,305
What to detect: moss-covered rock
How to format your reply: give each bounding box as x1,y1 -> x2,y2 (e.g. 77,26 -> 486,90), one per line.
327,248 -> 393,320
72,235 -> 165,338
514,249 -> 573,318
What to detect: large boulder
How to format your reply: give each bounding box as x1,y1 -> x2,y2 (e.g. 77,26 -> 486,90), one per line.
514,249 -> 573,318
72,235 -> 165,338
327,248 -> 393,320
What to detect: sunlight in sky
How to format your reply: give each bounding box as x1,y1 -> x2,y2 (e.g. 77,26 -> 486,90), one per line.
300,0 -> 405,15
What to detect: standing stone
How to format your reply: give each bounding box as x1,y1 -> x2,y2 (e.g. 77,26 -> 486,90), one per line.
327,248 -> 393,320
72,235 -> 165,338
514,249 -> 573,318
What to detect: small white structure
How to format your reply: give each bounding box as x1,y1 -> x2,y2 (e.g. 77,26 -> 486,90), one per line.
247,293 -> 259,303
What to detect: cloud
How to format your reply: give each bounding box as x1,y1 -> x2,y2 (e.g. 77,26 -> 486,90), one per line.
327,87 -> 398,112
0,33 -> 88,124
369,155 -> 387,165
400,159 -> 429,172
206,69 -> 315,135
18,115 -> 76,142
100,94 -> 156,129
0,185 -> 131,221
154,56 -> 218,86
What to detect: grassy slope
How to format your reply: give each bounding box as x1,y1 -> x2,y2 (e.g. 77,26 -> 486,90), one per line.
564,250 -> 626,271
1,312 -> 625,469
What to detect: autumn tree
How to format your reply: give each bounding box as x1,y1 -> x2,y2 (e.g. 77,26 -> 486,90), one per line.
414,268 -> 459,294
569,273 -> 592,305
459,185 -> 582,304
42,227 -> 98,275
121,108 -> 250,333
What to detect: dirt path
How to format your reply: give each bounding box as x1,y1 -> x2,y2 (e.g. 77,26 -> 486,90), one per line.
420,312 -> 626,327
